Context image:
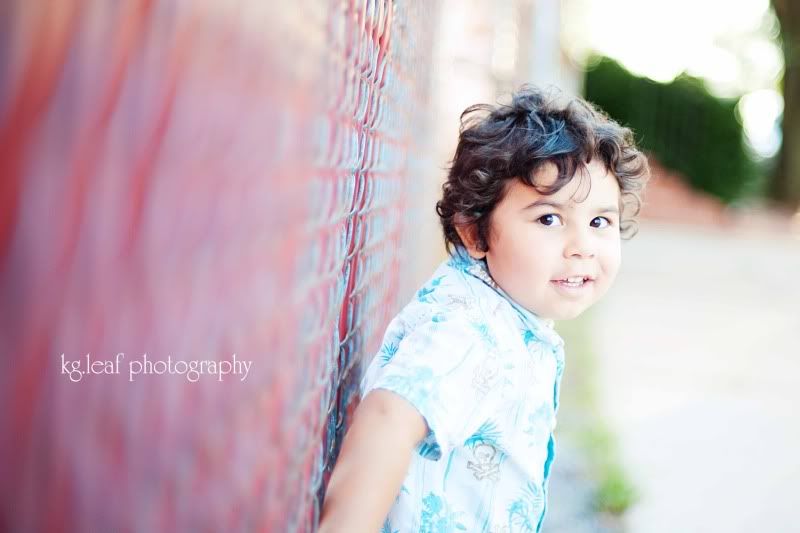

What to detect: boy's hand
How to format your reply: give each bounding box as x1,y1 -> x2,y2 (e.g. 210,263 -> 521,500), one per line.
318,389 -> 427,533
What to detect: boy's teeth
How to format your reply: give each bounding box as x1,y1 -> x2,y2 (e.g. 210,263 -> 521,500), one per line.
566,277 -> 583,283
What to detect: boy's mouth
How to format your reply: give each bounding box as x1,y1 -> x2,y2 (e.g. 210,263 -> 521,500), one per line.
551,275 -> 594,288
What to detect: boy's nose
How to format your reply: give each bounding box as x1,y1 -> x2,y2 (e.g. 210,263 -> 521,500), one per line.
564,229 -> 595,258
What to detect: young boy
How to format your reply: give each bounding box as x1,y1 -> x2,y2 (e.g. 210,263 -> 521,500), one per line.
319,87 -> 649,533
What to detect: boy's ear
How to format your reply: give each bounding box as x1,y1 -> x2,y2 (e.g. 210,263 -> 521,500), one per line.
454,218 -> 486,259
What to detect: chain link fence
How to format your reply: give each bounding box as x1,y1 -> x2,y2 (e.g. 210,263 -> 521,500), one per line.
0,1 -> 440,531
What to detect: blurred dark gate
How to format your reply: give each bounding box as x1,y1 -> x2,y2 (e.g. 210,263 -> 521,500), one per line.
0,1 -> 439,531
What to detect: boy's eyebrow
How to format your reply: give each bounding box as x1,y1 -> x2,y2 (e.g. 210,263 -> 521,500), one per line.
521,199 -> 565,211
522,199 -> 620,214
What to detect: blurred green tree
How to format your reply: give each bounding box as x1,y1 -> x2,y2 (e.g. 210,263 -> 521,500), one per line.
772,0 -> 800,209
585,58 -> 758,204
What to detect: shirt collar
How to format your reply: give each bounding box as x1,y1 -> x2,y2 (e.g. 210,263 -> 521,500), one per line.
447,247 -> 564,349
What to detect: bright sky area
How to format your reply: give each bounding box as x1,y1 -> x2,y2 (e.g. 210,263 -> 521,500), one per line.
561,0 -> 783,158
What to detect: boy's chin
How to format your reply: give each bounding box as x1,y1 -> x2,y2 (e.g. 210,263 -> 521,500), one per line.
548,304 -> 591,321
524,298 -> 595,322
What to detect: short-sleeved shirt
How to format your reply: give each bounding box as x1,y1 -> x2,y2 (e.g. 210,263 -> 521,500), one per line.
361,247 -> 566,533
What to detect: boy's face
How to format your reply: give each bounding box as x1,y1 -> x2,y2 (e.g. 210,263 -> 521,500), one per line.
465,160 -> 622,320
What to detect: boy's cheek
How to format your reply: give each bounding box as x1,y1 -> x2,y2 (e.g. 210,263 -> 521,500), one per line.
605,262 -> 622,291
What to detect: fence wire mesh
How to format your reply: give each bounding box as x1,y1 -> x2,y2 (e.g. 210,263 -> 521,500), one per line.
0,1 -> 440,532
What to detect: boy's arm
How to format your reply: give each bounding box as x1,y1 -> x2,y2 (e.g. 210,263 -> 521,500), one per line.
318,389 -> 428,533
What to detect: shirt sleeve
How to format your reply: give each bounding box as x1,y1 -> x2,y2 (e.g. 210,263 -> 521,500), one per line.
361,309 -> 487,460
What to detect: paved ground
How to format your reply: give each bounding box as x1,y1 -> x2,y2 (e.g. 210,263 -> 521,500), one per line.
545,442 -> 621,533
591,221 -> 800,533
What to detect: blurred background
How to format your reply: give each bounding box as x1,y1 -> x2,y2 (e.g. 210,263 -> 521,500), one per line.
0,0 -> 798,532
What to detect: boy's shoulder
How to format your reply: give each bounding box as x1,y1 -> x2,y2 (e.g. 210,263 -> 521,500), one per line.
383,252 -> 562,357
406,257 -> 496,320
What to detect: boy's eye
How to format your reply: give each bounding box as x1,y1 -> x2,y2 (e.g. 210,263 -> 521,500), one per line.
537,214 -> 563,226
590,216 -> 612,228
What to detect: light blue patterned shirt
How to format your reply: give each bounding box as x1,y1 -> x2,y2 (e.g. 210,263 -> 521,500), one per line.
361,247 -> 566,533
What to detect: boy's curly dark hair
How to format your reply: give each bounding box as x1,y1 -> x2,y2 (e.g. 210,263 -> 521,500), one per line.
436,86 -> 650,253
